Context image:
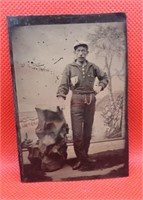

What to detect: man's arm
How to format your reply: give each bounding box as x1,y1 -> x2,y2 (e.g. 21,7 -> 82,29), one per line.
94,65 -> 108,91
57,65 -> 70,109
57,65 -> 70,99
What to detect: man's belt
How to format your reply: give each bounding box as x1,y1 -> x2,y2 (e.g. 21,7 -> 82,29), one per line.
72,90 -> 95,95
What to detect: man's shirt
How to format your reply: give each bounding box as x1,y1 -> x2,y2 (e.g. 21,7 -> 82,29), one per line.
57,60 -> 108,99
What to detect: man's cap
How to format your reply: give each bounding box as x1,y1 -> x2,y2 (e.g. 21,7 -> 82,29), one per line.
74,41 -> 88,50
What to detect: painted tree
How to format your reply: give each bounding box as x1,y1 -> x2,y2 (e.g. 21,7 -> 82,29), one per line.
87,24 -> 126,106
87,24 -> 126,138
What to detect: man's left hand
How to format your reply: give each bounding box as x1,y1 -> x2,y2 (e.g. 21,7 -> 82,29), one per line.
94,85 -> 102,94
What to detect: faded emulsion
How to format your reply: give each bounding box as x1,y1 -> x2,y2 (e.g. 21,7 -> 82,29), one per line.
7,13 -> 128,182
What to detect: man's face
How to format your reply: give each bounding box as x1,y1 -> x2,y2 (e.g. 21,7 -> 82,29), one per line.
74,46 -> 88,62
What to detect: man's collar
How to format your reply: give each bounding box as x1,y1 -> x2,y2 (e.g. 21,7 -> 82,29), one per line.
75,60 -> 87,67
72,59 -> 88,67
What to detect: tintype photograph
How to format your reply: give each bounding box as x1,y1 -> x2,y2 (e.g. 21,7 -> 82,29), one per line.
8,13 -> 128,182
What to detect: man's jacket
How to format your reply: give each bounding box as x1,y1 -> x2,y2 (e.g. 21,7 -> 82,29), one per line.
57,60 -> 108,99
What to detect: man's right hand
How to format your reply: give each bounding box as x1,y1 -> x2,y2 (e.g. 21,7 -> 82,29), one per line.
57,97 -> 65,110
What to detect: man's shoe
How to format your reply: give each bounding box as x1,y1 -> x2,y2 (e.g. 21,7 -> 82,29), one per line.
86,157 -> 96,163
72,161 -> 82,170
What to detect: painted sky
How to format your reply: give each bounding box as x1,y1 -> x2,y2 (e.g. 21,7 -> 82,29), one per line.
11,22 -> 126,112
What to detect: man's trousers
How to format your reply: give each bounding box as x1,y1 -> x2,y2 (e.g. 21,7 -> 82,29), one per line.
70,93 -> 96,162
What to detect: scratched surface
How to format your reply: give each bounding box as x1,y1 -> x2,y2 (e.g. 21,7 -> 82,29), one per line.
1,0 -> 142,199
10,21 -> 126,144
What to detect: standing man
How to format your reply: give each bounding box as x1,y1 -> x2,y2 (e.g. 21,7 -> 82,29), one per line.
57,42 -> 108,170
